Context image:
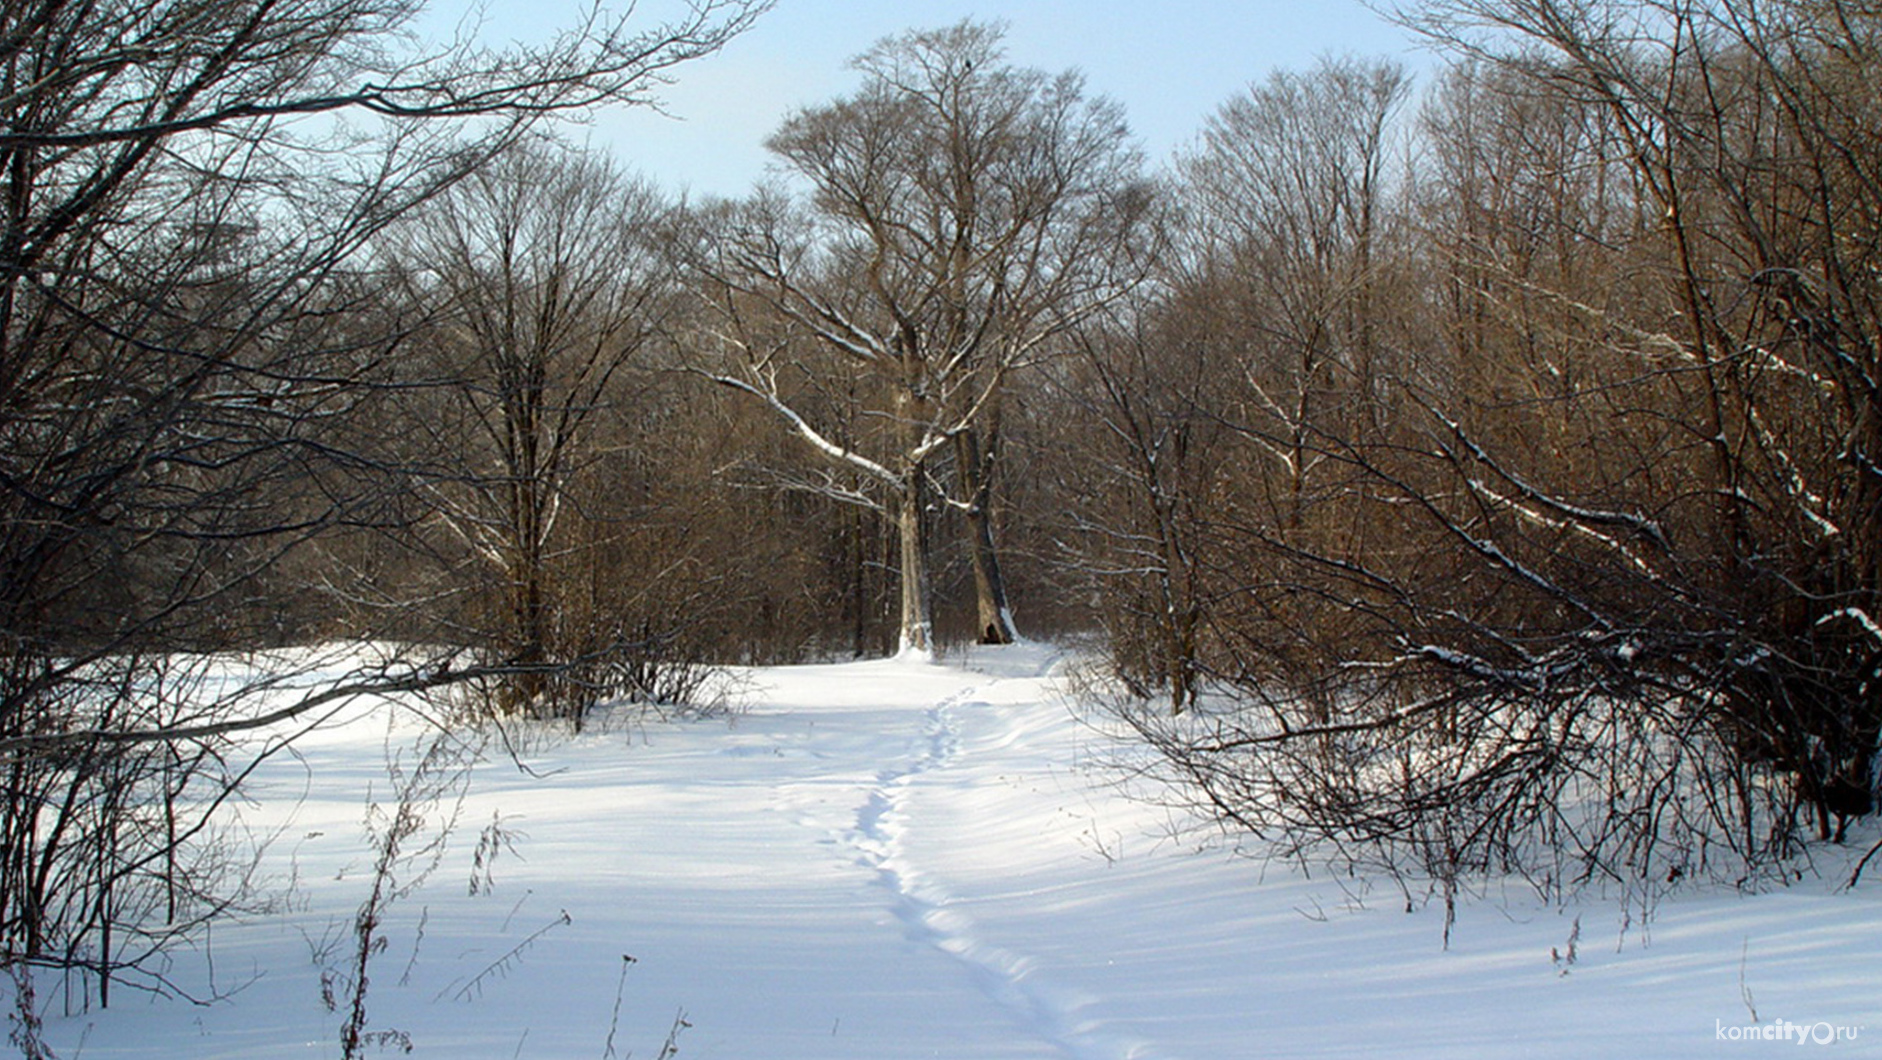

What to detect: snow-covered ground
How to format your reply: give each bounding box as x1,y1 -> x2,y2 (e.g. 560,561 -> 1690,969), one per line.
37,643 -> 1881,1057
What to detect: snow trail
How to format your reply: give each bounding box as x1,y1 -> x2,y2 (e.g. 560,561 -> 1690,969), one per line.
848,670 -> 1161,1060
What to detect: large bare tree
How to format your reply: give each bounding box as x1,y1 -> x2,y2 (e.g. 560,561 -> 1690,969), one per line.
691,20 -> 1153,652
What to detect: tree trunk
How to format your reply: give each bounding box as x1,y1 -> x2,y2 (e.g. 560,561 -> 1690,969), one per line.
895,474 -> 934,654
956,427 -> 1016,644
507,533 -> 551,711
848,501 -> 870,658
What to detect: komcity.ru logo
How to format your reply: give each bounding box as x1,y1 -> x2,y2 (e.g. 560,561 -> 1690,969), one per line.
1715,1019 -> 1865,1045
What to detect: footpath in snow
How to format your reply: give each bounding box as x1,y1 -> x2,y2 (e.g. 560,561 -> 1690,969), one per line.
39,643 -> 1882,1058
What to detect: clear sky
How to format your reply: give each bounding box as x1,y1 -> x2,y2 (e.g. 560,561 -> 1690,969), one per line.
437,0 -> 1430,197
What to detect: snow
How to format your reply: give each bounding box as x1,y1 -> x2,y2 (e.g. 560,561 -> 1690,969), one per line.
33,643 -> 1882,1057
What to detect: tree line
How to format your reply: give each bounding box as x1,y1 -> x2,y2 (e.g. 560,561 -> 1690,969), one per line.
2,0 -> 1878,1003
1074,0 -> 1882,922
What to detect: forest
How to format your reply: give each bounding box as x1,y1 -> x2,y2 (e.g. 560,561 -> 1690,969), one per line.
2,0 -> 1880,1021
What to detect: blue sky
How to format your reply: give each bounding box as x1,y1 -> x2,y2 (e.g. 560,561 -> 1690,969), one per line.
439,0 -> 1429,196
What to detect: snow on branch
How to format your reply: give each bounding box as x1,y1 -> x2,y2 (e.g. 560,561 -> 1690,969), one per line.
696,371 -> 904,489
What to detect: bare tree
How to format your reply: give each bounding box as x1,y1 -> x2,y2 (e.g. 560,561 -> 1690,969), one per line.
389,141 -> 681,720
1059,57 -> 1412,710
688,20 -> 1154,652
1181,55 -> 1414,528
0,0 -> 767,999
1050,295 -> 1238,712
